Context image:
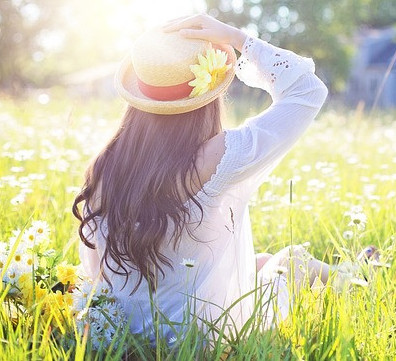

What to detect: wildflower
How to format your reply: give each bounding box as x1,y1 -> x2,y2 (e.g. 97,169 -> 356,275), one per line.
348,213 -> 367,230
31,220 -> 50,241
350,277 -> 368,287
43,290 -> 74,323
23,228 -> 37,245
0,242 -> 8,254
66,186 -> 81,194
0,255 -> 6,270
168,336 -> 177,344
189,48 -> 231,97
48,159 -> 70,172
27,173 -> 46,180
342,230 -> 354,240
71,280 -> 94,312
298,264 -> 306,274
95,280 -> 112,298
22,253 -> 35,268
13,149 -> 35,161
273,266 -> 288,275
3,264 -> 25,285
368,260 -> 391,268
18,273 -> 47,307
78,300 -> 127,350
345,206 -> 367,231
180,258 -> 196,268
10,193 -> 26,205
17,272 -> 33,291
56,262 -> 79,285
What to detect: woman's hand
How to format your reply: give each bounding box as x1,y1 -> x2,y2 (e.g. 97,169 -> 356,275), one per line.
162,14 -> 247,52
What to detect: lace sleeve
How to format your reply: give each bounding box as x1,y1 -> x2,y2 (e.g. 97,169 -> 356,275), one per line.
199,37 -> 327,200
235,37 -> 315,100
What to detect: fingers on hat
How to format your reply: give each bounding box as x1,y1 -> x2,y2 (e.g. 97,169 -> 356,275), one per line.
162,14 -> 206,32
162,16 -> 190,30
179,28 -> 212,40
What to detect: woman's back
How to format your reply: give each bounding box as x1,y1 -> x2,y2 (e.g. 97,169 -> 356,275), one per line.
75,14 -> 328,344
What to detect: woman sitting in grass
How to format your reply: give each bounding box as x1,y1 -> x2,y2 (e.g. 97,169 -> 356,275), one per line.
73,14 -> 369,345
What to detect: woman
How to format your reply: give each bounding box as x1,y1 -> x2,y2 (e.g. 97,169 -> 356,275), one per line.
73,14 -> 330,343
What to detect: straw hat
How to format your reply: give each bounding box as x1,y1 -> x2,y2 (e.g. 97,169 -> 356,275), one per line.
114,28 -> 236,115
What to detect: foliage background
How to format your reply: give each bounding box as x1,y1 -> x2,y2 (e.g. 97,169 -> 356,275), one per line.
1,0 -> 395,93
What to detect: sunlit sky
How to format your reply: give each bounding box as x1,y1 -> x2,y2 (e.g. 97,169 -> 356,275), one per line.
106,0 -> 207,51
38,0 -> 206,53
113,0 -> 206,28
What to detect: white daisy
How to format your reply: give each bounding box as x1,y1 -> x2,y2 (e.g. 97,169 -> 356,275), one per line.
342,230 -> 354,240
347,213 -> 367,231
3,264 -> 27,285
95,280 -> 113,298
10,193 -> 26,205
27,173 -> 46,180
350,277 -> 369,287
0,253 -> 7,270
83,301 -> 126,350
273,266 -> 288,275
345,206 -> 367,231
180,258 -> 196,268
368,260 -> 391,268
0,242 -> 9,255
23,221 -> 51,245
72,281 -> 95,312
168,336 -> 177,344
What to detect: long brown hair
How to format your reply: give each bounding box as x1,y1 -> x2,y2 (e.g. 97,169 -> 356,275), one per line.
73,98 -> 224,293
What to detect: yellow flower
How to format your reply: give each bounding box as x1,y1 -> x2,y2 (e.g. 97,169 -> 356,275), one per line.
189,48 -> 231,97
55,262 -> 78,285
42,290 -> 74,325
18,273 -> 48,308
18,272 -> 33,291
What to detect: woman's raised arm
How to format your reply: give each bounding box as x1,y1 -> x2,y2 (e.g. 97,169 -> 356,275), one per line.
163,14 -> 246,52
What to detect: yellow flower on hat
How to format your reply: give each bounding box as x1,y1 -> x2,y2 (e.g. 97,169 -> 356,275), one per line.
189,48 -> 232,97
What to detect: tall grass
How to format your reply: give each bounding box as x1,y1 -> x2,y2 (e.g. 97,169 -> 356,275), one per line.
0,96 -> 395,360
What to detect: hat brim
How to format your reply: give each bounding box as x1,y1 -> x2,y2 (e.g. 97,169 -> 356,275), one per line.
114,44 -> 236,115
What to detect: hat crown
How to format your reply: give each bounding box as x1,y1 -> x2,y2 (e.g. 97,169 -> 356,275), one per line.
132,29 -> 211,87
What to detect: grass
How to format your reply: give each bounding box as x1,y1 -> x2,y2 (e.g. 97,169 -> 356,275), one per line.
0,94 -> 395,360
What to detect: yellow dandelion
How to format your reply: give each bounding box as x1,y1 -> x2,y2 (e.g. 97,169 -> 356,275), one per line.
34,284 -> 48,303
18,272 -> 34,291
42,291 -> 73,325
55,262 -> 78,285
189,48 -> 231,98
18,273 -> 48,308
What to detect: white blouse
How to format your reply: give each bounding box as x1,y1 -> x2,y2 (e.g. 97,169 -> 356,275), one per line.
80,36 -> 328,344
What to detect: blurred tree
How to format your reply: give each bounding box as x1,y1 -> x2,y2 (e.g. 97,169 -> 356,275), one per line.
0,0 -> 185,92
206,0 -> 396,92
0,0 -> 64,91
356,0 -> 396,27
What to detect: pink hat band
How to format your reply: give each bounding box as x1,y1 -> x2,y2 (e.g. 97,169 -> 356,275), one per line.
137,78 -> 193,101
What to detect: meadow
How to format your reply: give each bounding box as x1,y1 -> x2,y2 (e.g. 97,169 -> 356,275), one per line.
0,94 -> 395,360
